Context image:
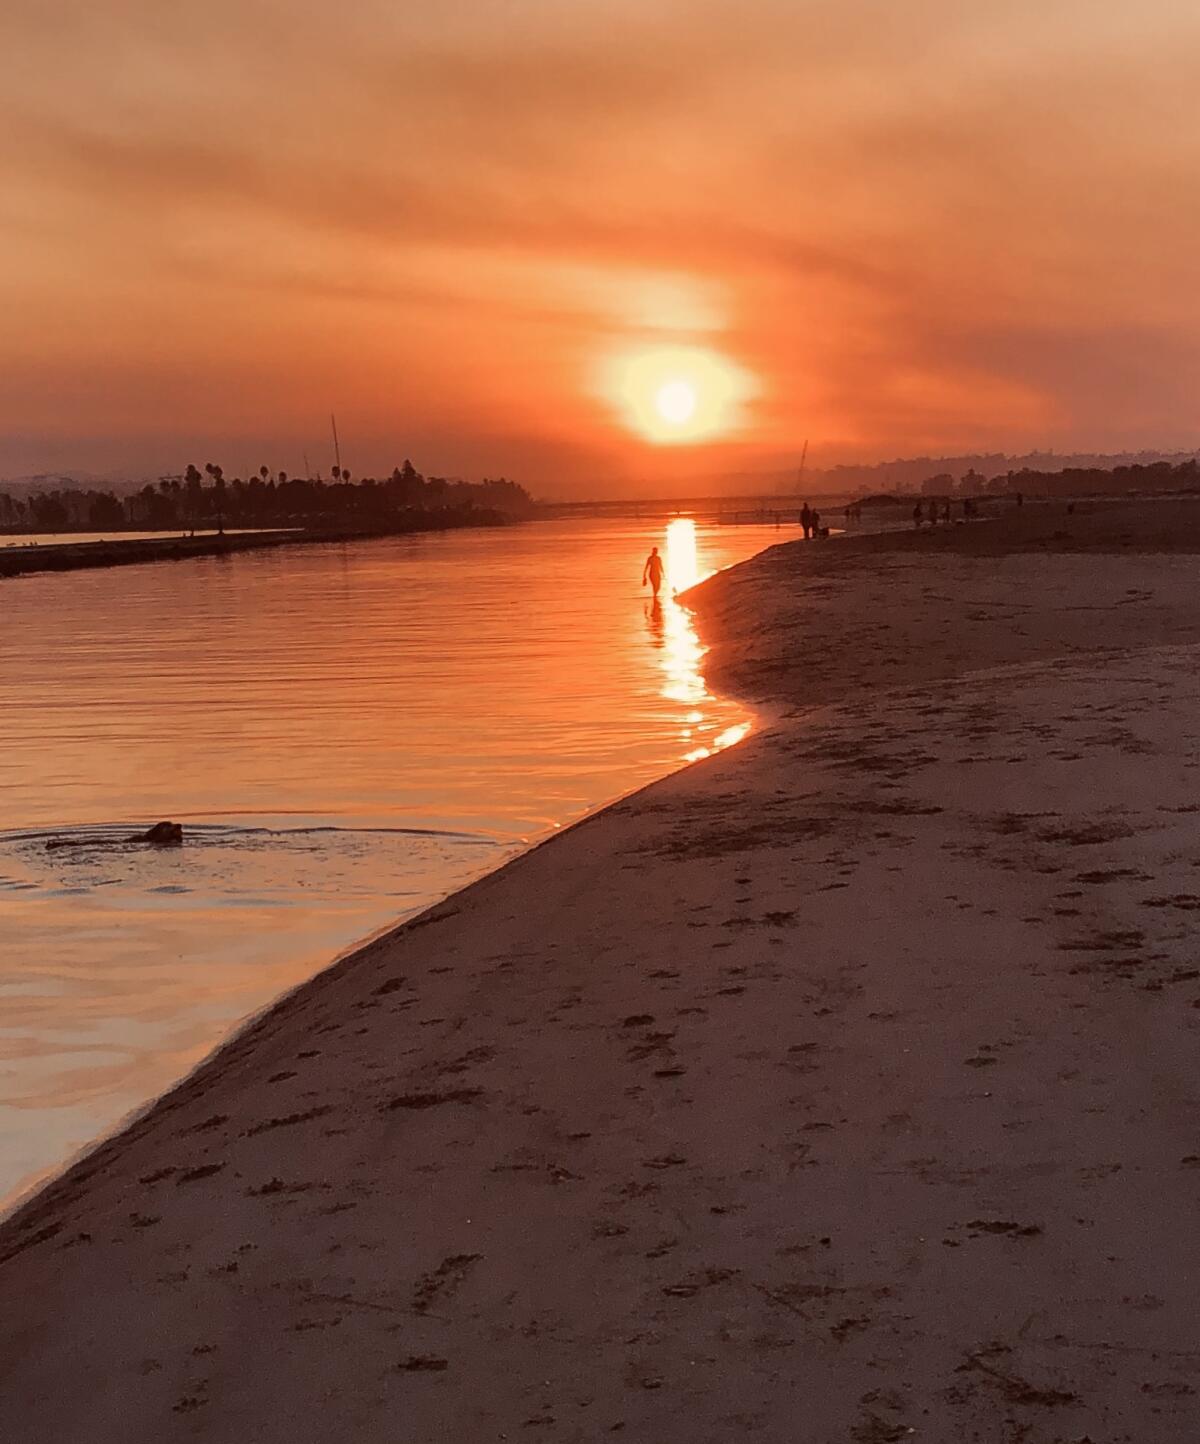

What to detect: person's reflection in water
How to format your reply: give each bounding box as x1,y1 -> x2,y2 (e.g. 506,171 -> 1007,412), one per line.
645,594 -> 665,646
642,545 -> 665,598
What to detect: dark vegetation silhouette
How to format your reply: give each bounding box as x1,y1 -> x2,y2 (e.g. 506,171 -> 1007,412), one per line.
813,448 -> 1200,495
854,457 -> 1200,505
957,458 -> 1200,497
0,460 -> 533,535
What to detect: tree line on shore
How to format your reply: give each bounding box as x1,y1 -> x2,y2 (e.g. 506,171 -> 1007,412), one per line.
817,447 -> 1200,494
0,460 -> 534,534
914,457 -> 1200,499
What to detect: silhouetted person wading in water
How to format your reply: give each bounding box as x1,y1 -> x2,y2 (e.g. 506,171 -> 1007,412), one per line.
643,546 -> 665,598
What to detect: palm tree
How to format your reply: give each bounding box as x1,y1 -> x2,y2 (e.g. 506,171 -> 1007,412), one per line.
185,464 -> 203,536
211,465 -> 226,536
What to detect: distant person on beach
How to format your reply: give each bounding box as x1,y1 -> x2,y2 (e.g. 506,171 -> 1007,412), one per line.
642,546 -> 665,598
942,501 -> 951,523
811,509 -> 822,537
800,503 -> 812,539
913,502 -> 923,528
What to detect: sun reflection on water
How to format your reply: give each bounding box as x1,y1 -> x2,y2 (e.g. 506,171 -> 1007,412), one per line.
0,516 -> 779,1209
646,517 -> 752,763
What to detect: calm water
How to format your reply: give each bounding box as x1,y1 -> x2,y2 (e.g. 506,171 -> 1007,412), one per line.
0,515 -> 787,1206
2,528 -> 274,548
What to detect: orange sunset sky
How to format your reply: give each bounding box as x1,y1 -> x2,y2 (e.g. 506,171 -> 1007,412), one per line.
3,0 -> 1200,493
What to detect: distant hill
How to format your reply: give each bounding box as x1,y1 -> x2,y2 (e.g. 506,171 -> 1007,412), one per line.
796,450 -> 1200,496
0,472 -> 142,498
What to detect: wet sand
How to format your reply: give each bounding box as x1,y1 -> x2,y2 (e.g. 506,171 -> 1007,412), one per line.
3,499 -> 1200,1440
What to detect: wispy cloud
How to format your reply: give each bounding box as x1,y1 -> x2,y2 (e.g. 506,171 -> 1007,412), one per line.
2,0 -> 1199,483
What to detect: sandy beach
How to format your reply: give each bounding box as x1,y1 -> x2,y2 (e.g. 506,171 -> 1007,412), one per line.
3,499 -> 1200,1441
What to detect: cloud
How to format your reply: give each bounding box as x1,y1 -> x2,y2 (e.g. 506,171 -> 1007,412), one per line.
2,0 -> 1199,483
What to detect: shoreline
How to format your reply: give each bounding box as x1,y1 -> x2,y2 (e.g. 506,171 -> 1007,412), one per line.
0,510 -> 515,580
4,498 -> 1200,1438
0,679 -> 763,1221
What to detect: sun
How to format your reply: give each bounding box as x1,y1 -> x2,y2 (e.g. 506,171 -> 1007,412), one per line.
597,344 -> 758,445
655,379 -> 698,427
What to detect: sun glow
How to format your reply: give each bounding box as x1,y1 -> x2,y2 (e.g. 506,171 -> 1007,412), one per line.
599,344 -> 758,445
655,379 -> 697,426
